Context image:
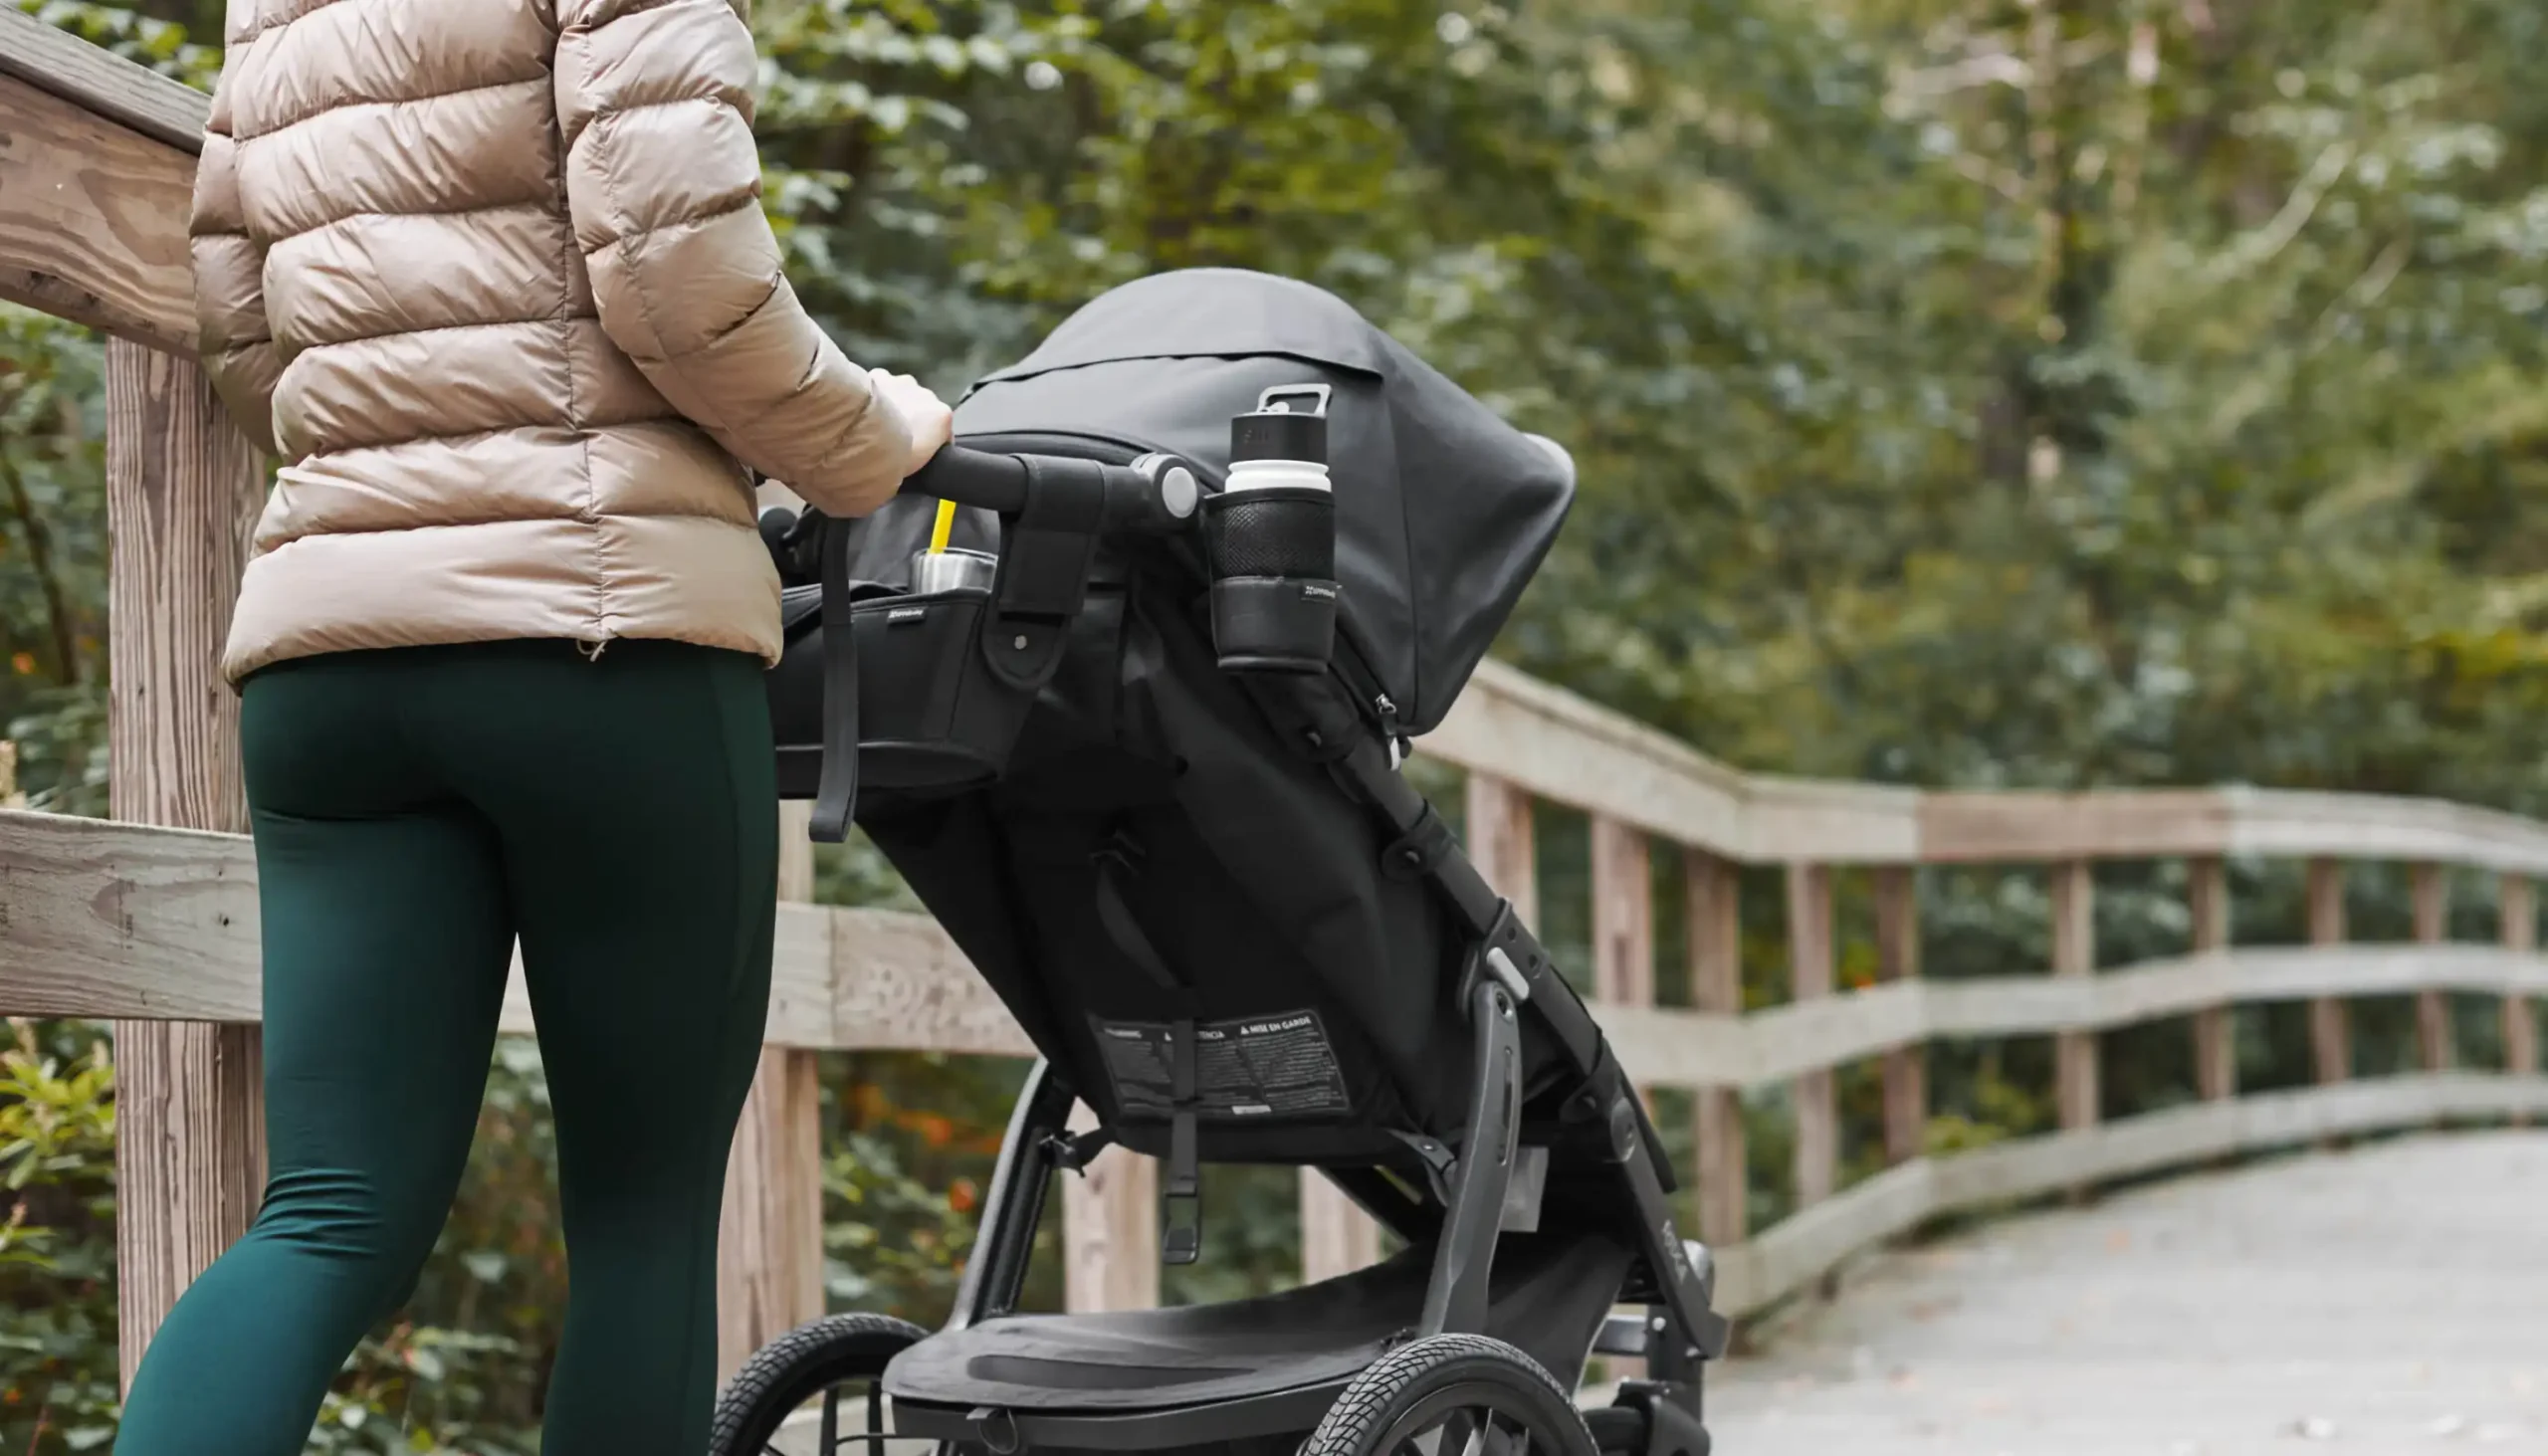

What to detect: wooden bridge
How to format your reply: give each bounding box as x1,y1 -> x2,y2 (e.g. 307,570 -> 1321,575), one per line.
4,14 -> 2544,1448
1706,1130 -> 2548,1452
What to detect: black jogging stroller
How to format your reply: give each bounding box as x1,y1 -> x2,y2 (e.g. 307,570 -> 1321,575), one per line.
721,269 -> 1730,1456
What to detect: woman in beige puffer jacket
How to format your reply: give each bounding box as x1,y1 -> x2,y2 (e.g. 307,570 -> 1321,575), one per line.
112,1 -> 944,1451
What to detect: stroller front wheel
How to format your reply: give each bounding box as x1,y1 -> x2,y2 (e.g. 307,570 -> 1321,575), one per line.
1304,1335 -> 1600,1456
710,1311 -> 928,1456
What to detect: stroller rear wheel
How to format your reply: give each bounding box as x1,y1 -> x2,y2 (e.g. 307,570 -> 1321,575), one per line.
1303,1335 -> 1599,1456
710,1312 -> 927,1456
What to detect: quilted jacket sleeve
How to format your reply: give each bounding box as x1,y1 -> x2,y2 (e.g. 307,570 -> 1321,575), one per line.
189,58 -> 284,460
555,0 -> 916,519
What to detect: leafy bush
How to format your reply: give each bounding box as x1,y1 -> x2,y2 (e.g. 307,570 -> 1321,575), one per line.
0,305 -> 109,818
0,1023 -> 118,1453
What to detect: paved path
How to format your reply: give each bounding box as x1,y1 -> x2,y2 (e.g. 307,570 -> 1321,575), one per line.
1707,1131 -> 2548,1456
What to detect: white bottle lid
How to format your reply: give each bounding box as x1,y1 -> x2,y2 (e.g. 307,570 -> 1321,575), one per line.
1224,457 -> 1331,493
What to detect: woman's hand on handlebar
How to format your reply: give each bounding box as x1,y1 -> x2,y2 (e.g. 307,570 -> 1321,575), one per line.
871,369 -> 955,478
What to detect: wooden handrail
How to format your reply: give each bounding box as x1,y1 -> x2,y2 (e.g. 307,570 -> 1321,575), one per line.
1431,661 -> 2548,871
0,9 -> 210,153
13,757 -> 2548,1322
0,12 -> 206,350
17,805 -> 2546,1065
1715,1072 -> 2548,1312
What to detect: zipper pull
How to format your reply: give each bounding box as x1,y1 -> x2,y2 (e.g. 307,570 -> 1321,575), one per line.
1374,693 -> 1407,768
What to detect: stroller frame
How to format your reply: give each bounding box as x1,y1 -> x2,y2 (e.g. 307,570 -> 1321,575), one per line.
890,725 -> 1732,1455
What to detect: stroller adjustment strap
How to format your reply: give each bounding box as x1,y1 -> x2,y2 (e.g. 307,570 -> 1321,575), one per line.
1091,834 -> 1206,1266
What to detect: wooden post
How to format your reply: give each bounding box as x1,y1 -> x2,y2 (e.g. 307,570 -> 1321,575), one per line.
2504,876 -> 2538,1118
1299,1173 -> 1381,1285
2307,859 -> 2350,1085
2410,863 -> 2451,1074
1687,851 -> 1746,1247
2189,856 -> 2235,1103
1590,814 -> 1659,1197
2052,861 -> 2098,1133
1873,867 -> 1925,1165
1063,1103 -> 1158,1312
1591,816 -> 1654,1009
1787,863 -> 1835,1209
716,802 -> 826,1381
105,340 -> 268,1387
1463,771 -> 1538,928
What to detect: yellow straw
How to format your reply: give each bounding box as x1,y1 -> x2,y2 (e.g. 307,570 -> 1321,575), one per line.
928,498 -> 957,554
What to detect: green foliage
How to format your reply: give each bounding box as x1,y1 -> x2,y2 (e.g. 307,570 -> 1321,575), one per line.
1,0 -> 216,813
816,832 -> 928,913
0,1024 -> 118,1453
15,0 -> 219,84
825,1130 -> 984,1318
0,306 -> 109,817
825,1053 -> 1034,1322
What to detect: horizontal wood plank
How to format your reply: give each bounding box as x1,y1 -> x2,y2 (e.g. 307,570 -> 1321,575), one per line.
2227,786 -> 2548,874
25,810 -> 2548,1073
1715,1072 -> 2548,1314
0,809 -> 259,1019
1421,660 -> 1755,857
1741,776 -> 1922,864
1712,1157 -> 1937,1314
0,10 -> 209,154
1,810 -> 1024,1054
1606,945 -> 2548,1089
0,73 -> 199,351
1421,668 -> 2548,869
829,907 -> 1032,1057
1914,789 -> 2232,863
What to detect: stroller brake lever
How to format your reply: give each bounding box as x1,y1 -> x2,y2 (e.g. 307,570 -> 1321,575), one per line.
1041,1126 -> 1116,1174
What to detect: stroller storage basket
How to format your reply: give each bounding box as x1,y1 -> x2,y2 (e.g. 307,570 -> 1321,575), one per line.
769,581 -> 1039,802
851,583 -> 1036,791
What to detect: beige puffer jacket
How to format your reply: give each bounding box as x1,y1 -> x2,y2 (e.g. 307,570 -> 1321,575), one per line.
192,0 -> 920,684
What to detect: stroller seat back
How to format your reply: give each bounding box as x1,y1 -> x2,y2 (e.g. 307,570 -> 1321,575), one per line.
818,270 -> 1578,1177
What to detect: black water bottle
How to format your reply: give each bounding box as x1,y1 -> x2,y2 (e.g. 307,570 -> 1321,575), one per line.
1205,386 -> 1339,674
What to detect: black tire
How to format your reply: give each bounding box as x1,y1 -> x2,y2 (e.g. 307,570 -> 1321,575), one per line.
1302,1334 -> 1600,1456
709,1312 -> 928,1456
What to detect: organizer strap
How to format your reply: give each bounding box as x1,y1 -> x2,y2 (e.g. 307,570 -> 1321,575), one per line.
810,518 -> 861,843
1092,839 -> 1204,1266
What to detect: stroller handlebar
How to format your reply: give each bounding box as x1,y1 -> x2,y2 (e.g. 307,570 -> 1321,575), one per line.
899,444 -> 1031,514
899,444 -> 1200,535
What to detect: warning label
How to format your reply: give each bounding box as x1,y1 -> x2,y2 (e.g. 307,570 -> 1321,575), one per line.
1088,1010 -> 1352,1121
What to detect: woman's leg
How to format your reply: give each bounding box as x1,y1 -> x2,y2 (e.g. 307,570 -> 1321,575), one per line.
115,659 -> 515,1454
424,640 -> 777,1455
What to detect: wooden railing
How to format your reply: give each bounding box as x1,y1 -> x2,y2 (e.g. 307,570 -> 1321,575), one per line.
5,10 -> 2545,1386
1406,661 -> 2548,1310
8,657 -> 2548,1346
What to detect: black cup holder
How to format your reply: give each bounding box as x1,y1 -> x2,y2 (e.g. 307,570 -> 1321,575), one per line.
1204,487 -> 1338,674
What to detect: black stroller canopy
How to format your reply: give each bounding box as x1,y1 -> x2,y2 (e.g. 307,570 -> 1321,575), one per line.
955,268 -> 1575,735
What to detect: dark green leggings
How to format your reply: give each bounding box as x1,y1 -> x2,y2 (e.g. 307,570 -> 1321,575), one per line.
114,639 -> 777,1455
